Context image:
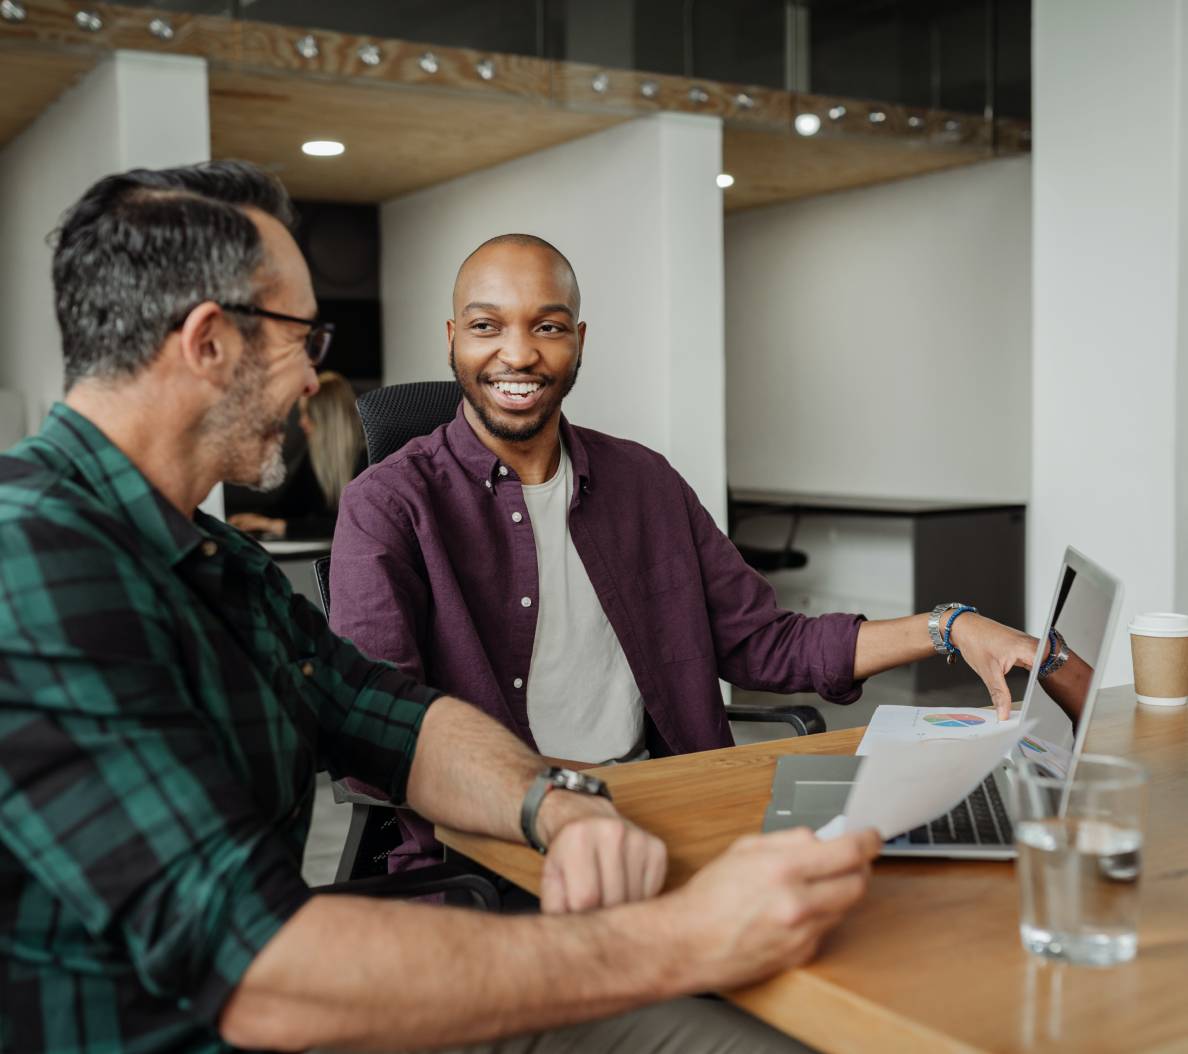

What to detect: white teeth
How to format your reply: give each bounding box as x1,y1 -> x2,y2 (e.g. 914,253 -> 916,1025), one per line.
493,381 -> 541,396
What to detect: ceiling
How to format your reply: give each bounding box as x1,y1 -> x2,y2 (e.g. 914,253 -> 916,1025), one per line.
208,69 -> 626,204
722,125 -> 985,210
0,6 -> 1021,213
0,44 -> 99,148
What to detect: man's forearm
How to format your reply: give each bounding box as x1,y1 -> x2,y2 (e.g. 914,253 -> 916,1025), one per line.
404,695 -> 591,844
853,612 -> 1035,719
852,614 -> 934,680
220,891 -> 689,1051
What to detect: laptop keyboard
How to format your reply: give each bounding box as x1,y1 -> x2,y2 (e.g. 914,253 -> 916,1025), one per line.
902,775 -> 1013,847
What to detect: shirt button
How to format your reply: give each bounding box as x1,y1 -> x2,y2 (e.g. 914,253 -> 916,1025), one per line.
484,479 -> 492,489
499,466 -> 509,477
513,677 -> 524,689
200,540 -> 218,558
511,511 -> 523,523
520,596 -> 532,608
301,661 -> 315,677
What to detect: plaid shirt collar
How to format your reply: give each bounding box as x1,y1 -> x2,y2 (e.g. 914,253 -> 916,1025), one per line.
37,403 -> 208,567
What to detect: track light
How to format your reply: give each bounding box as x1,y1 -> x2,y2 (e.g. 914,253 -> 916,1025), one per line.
302,140 -> 345,157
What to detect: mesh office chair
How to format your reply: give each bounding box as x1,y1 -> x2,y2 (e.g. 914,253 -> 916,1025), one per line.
356,380 -> 463,466
313,548 -> 497,906
308,379 -> 496,904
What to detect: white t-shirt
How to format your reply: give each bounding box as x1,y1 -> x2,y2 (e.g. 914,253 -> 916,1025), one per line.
522,445 -> 646,764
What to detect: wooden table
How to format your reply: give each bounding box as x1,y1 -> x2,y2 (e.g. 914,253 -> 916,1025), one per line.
439,686 -> 1188,1053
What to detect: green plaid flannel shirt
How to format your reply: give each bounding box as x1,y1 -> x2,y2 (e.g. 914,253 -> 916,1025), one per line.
0,404 -> 440,1053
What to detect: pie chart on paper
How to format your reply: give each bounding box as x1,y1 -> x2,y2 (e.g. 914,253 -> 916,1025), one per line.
922,712 -> 987,728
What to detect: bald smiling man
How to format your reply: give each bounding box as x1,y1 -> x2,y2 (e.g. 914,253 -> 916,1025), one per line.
329,234 -> 1038,872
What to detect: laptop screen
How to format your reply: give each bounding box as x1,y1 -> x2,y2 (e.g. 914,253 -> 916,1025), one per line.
1011,547 -> 1124,778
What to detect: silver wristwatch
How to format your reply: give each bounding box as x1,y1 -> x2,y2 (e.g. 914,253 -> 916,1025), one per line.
520,767 -> 612,854
1038,629 -> 1070,680
928,602 -> 974,665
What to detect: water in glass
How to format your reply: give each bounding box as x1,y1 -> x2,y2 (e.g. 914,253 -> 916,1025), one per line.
1016,816 -> 1142,966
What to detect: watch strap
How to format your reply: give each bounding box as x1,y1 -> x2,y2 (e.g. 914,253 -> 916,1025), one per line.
1038,628 -> 1070,680
928,602 -> 977,665
519,767 -> 613,855
928,603 -> 962,655
520,770 -> 558,854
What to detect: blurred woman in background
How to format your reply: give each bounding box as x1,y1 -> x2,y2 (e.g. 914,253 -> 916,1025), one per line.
229,371 -> 366,540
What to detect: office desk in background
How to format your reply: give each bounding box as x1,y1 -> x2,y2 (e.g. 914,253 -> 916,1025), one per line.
261,537 -> 331,606
439,686 -> 1188,1054
730,489 -> 1026,692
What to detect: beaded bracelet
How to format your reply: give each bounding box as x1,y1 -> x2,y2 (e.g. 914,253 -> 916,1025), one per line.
942,604 -> 978,660
1038,628 -> 1068,679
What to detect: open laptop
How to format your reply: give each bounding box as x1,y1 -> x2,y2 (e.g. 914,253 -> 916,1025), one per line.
763,546 -> 1125,859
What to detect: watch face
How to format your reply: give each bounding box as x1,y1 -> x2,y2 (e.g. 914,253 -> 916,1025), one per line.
554,769 -> 602,794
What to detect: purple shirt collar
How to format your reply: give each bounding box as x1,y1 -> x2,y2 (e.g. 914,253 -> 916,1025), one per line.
443,404 -> 591,492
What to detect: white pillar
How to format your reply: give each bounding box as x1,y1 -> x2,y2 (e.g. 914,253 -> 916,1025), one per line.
379,113 -> 727,525
0,50 -> 210,435
1032,0 -> 1188,684
657,115 -> 726,527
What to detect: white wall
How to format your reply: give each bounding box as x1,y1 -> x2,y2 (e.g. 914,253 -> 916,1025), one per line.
379,113 -> 727,524
1033,0 -> 1188,686
725,156 -> 1032,503
0,51 -> 209,435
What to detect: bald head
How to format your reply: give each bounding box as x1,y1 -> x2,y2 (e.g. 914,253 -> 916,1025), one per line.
452,234 -> 581,319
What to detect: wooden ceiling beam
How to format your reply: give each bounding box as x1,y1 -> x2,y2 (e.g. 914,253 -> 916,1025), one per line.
0,0 -> 1029,210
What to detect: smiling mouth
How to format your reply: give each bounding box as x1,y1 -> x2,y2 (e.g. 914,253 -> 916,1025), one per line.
492,379 -> 542,398
487,377 -> 548,410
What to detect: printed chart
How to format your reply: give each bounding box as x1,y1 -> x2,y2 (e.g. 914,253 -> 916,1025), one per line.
857,705 -> 1010,754
922,713 -> 988,729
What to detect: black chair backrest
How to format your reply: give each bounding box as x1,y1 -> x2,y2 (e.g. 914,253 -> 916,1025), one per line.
355,381 -> 462,466
314,555 -> 331,615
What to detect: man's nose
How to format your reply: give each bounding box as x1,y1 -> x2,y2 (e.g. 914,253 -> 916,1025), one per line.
498,331 -> 540,370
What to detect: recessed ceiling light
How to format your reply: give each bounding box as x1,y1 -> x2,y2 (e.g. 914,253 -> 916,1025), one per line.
302,140 -> 345,157
794,113 -> 821,136
716,173 -> 735,189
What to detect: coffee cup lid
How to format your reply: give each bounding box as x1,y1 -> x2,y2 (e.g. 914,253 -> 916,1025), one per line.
1129,612 -> 1188,637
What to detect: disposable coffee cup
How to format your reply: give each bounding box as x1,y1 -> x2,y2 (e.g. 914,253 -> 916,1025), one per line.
1129,612 -> 1188,707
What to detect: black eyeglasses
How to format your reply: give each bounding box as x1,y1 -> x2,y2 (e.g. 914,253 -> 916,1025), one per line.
218,303 -> 335,366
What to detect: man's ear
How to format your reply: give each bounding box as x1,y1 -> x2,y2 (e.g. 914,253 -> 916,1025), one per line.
176,301 -> 239,389
576,320 -> 587,355
445,318 -> 456,355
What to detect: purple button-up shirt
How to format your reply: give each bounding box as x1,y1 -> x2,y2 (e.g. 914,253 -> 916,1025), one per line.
330,408 -> 864,861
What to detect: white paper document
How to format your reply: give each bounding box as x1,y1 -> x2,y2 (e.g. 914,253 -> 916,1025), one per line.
816,718 -> 1035,841
856,704 -> 1019,756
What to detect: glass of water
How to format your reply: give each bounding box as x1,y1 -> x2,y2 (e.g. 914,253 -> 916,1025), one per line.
1011,754 -> 1148,966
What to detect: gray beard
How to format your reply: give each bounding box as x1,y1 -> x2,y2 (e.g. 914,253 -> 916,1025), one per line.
253,438 -> 287,493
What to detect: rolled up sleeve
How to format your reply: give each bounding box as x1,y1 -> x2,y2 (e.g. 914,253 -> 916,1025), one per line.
286,586 -> 442,803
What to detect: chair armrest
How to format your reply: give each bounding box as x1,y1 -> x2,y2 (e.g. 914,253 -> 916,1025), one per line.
314,863 -> 501,911
726,704 -> 826,737
330,778 -> 392,807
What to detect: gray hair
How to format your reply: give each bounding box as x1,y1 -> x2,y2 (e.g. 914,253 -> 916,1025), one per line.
51,160 -> 295,388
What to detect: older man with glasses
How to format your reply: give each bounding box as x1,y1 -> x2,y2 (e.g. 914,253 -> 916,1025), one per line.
0,160 -> 878,1054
